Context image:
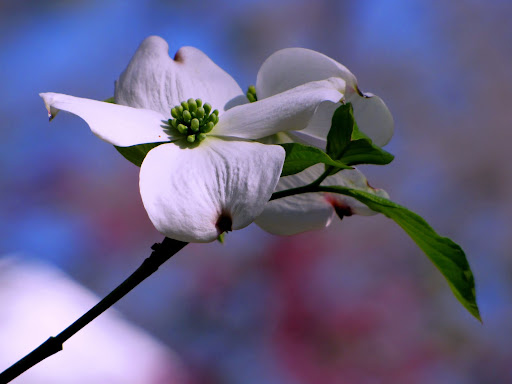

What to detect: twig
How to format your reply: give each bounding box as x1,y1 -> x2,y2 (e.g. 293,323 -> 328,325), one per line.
0,237 -> 187,384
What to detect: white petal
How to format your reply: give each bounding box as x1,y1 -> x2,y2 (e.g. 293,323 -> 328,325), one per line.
290,100 -> 340,149
256,48 -> 394,146
348,92 -> 394,147
213,78 -> 345,140
322,168 -> 390,216
255,165 -> 389,236
256,47 -> 358,99
115,36 -> 246,117
40,93 -> 173,147
288,95 -> 394,149
255,165 -> 335,236
297,93 -> 394,148
139,138 -> 285,243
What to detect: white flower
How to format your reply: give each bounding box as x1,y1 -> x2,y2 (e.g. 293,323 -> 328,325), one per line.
40,37 -> 347,242
252,48 -> 394,236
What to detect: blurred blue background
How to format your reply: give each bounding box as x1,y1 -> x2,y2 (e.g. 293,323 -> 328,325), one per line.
1,0 -> 511,383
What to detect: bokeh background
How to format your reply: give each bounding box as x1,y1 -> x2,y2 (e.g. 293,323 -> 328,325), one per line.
1,0 -> 511,383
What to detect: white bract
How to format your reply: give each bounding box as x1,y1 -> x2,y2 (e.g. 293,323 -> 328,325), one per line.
40,37 -> 350,242
253,48 -> 394,235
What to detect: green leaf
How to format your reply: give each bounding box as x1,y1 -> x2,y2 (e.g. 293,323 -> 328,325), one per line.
280,143 -> 352,176
340,139 -> 394,166
319,185 -> 481,321
326,103 -> 354,159
104,97 -> 115,103
115,143 -> 165,167
326,103 -> 394,166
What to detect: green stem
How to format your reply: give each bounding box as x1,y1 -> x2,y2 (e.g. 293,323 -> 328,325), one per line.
310,167 -> 333,187
270,168 -> 335,201
270,184 -> 317,201
270,184 -> 354,201
0,237 -> 187,383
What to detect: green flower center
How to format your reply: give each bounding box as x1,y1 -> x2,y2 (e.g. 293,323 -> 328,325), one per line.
168,98 -> 219,143
246,85 -> 257,103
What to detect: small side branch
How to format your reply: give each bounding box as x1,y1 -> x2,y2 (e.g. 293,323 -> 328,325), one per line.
0,237 -> 187,383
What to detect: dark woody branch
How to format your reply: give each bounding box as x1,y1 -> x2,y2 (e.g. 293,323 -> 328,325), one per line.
0,237 -> 187,383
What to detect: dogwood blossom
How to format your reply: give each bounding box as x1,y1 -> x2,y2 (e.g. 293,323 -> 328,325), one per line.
253,48 -> 394,235
40,37 -> 349,242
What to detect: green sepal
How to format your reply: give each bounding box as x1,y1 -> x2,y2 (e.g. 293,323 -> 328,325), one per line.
326,103 -> 394,167
105,97 -> 162,166
105,97 -> 165,167
279,142 -> 352,176
217,233 -> 225,243
115,143 -> 166,167
319,185 -> 481,322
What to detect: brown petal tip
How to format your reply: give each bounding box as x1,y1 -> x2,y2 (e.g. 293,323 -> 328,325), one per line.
215,211 -> 233,234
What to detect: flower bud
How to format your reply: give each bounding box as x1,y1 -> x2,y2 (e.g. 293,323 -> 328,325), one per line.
196,107 -> 205,119
203,122 -> 214,133
188,98 -> 197,113
190,118 -> 200,132
204,103 -> 212,116
177,124 -> 188,134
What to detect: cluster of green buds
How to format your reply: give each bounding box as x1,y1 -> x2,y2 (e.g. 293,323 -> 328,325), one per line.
168,98 -> 219,143
246,85 -> 258,103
